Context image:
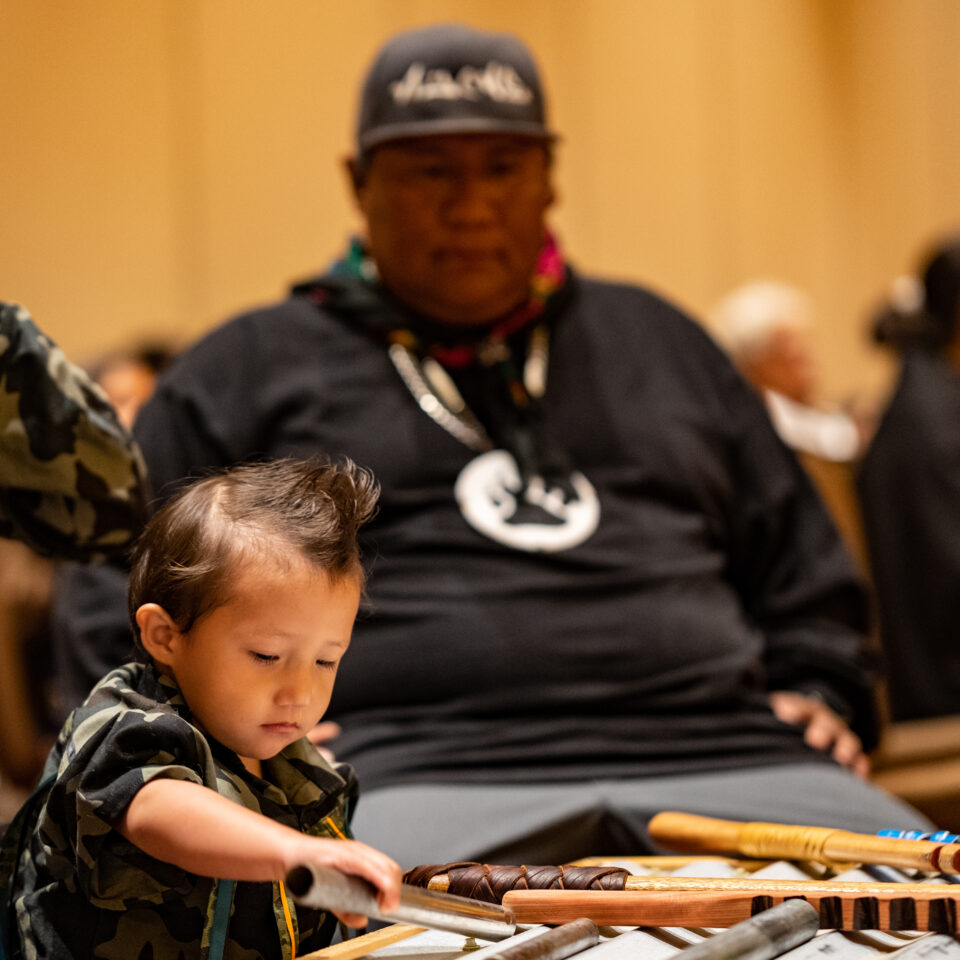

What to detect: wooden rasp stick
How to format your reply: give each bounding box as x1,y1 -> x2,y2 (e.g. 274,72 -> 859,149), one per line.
501,884 -> 960,931
648,811 -> 960,873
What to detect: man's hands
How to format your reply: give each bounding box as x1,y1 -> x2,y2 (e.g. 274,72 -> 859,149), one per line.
769,690 -> 870,779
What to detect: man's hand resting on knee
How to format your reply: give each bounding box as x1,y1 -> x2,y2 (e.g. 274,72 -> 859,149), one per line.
770,690 -> 869,779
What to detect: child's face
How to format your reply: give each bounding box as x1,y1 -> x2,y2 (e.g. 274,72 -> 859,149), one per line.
166,557 -> 360,764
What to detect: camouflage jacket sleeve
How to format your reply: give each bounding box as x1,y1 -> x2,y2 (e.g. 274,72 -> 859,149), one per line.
0,302 -> 148,561
39,673 -> 211,907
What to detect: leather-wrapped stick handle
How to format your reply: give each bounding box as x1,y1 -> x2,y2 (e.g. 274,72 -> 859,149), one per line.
648,811 -> 960,873
285,864 -> 517,941
502,884 -> 960,931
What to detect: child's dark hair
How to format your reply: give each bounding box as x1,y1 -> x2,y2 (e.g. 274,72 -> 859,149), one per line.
128,457 -> 379,651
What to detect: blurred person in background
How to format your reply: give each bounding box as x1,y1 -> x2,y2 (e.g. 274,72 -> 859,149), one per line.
858,239 -> 960,722
89,343 -> 176,430
712,281 -> 863,462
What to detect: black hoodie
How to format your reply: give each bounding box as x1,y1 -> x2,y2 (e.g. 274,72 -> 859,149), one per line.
61,268 -> 878,788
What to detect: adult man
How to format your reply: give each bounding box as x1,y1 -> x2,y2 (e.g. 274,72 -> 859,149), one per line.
58,24 -> 926,866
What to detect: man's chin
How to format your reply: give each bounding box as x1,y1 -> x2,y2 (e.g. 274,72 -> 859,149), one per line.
418,287 -> 528,327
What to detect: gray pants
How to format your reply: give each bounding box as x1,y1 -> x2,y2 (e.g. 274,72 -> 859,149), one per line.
350,764 -> 933,869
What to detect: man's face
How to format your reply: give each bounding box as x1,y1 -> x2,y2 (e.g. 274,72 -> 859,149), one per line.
351,134 -> 555,327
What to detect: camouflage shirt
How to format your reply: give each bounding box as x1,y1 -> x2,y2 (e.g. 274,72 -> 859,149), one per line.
4,662 -> 356,959
0,303 -> 147,561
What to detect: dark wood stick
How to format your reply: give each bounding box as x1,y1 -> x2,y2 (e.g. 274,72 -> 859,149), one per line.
648,811 -> 960,873
501,885 -> 960,931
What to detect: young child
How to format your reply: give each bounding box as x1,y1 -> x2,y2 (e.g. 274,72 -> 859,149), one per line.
1,457 -> 401,959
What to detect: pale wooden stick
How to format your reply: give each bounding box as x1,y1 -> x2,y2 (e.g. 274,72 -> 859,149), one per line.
298,923 -> 424,960
572,855 -> 775,871
648,811 -> 960,873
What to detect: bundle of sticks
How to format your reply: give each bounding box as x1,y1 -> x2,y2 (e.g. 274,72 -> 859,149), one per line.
289,810 -> 960,960
396,812 -> 960,932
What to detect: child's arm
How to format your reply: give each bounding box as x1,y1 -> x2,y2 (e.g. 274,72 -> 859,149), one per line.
119,777 -> 401,927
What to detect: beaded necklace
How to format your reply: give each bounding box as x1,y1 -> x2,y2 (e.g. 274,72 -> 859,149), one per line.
331,232 -> 564,464
387,322 -> 550,454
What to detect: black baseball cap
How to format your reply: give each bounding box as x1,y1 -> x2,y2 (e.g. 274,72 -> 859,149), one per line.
356,23 -> 556,157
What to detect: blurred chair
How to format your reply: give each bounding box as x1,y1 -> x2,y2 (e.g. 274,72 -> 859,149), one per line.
796,452 -> 871,580
0,539 -> 56,789
871,715 -> 960,831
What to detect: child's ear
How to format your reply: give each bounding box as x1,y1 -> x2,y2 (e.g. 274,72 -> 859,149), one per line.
136,603 -> 183,668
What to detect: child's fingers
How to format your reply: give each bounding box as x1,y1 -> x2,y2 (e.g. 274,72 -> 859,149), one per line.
376,879 -> 401,913
334,910 -> 370,929
346,846 -> 402,912
310,839 -> 402,913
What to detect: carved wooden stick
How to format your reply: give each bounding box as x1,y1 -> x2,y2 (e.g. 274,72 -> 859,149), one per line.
648,811 -> 960,873
501,884 -> 960,931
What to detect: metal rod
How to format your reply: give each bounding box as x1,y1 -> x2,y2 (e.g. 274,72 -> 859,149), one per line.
482,919 -> 599,960
674,900 -> 819,960
285,864 -> 518,941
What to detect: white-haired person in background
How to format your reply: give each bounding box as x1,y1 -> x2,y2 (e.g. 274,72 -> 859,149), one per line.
712,281 -> 862,462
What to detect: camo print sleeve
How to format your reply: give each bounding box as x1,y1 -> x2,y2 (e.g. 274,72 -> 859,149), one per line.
0,302 -> 148,561
38,676 -> 210,906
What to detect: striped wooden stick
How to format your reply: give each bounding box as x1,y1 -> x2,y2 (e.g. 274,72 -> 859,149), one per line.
501,884 -> 960,931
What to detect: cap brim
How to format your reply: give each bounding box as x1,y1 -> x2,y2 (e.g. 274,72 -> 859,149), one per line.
359,117 -> 558,154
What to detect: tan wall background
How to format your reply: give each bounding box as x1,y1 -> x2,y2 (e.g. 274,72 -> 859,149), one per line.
4,0 -> 960,408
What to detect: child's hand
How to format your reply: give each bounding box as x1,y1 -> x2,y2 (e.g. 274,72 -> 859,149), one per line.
289,836 -> 402,928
